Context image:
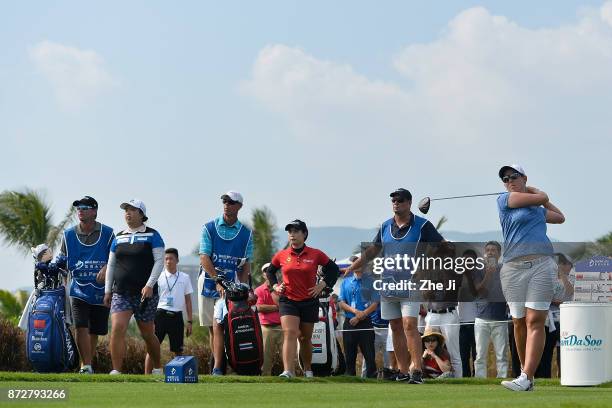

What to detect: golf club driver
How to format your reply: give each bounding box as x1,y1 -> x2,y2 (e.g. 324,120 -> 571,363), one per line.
418,192 -> 504,214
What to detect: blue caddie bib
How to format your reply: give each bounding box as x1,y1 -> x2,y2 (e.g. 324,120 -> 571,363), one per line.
201,220 -> 252,298
65,224 -> 113,305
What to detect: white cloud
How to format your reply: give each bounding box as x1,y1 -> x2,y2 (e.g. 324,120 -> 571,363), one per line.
242,2 -> 612,149
29,40 -> 115,111
602,1 -> 612,26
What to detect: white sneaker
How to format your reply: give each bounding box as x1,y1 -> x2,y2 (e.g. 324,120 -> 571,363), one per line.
278,371 -> 294,378
79,365 -> 93,374
109,369 -> 122,375
151,368 -> 163,375
304,370 -> 314,378
501,372 -> 533,391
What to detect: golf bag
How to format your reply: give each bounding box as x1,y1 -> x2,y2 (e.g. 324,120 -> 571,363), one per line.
299,291 -> 345,376
217,273 -> 264,375
26,259 -> 79,373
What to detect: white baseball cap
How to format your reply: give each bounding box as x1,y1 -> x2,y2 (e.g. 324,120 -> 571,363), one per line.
498,164 -> 526,179
31,243 -> 50,260
261,262 -> 271,273
120,199 -> 148,221
220,191 -> 243,204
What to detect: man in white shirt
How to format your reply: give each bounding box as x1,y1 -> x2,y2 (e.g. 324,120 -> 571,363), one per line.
145,248 -> 193,372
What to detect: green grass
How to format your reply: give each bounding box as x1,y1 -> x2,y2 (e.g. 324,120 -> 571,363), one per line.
0,372 -> 610,408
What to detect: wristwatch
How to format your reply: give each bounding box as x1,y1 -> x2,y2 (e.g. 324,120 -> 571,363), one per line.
187,320 -> 193,324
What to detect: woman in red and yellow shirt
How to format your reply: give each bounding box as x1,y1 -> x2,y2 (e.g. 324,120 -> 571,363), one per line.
265,219 -> 339,378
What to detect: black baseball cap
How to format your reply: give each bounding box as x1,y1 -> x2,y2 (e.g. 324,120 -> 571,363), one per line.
285,219 -> 308,233
72,196 -> 98,209
390,188 -> 412,201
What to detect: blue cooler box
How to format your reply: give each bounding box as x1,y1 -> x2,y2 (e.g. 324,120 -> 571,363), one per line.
165,356 -> 198,383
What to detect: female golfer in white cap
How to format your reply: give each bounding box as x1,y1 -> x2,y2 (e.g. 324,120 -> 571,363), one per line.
496,165 -> 565,391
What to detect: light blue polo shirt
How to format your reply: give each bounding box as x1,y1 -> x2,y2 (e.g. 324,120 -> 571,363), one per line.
497,192 -> 553,262
199,217 -> 254,259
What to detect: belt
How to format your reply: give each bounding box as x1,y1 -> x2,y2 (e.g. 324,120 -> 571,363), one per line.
157,309 -> 181,317
428,306 -> 456,314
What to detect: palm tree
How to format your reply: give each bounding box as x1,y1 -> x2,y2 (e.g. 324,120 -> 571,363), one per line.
0,189 -> 75,255
250,207 -> 278,285
435,215 -> 448,231
0,289 -> 28,325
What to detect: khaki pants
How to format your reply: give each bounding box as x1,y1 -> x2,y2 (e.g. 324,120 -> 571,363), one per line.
261,324 -> 283,376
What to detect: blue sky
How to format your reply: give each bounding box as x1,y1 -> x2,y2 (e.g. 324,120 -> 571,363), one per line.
1,1 -> 611,290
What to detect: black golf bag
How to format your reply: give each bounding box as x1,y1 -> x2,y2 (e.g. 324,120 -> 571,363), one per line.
26,257 -> 79,373
217,274 -> 264,375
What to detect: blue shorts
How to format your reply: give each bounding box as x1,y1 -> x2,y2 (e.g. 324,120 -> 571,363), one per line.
111,292 -> 159,322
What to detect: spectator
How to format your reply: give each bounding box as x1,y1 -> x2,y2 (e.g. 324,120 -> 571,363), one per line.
362,303 -> 389,378
198,191 -> 253,375
473,241 -> 509,378
338,261 -> 379,378
421,328 -> 452,379
104,199 -> 165,375
536,253 -> 574,378
59,196 -> 114,374
255,263 -> 283,376
457,253 -> 478,377
145,248 -> 193,372
422,243 -> 463,378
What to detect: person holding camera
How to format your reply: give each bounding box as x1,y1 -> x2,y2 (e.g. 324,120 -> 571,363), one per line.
472,241 -> 509,378
266,220 -> 339,378
104,199 -> 165,375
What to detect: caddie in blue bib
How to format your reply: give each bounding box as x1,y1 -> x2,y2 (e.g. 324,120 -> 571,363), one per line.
65,224 -> 114,305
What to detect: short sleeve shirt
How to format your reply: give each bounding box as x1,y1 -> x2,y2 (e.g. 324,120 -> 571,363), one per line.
373,214 -> 443,244
199,217 -> 254,259
270,246 -> 330,301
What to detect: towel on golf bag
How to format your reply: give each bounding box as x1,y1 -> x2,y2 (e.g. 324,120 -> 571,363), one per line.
26,287 -> 79,373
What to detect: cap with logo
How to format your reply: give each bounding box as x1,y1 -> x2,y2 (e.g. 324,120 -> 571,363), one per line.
390,188 -> 412,201
498,164 -> 526,179
72,196 -> 98,209
120,199 -> 148,222
285,219 -> 308,234
220,191 -> 243,204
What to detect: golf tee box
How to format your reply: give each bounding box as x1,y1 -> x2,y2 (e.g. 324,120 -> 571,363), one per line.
165,356 -> 198,383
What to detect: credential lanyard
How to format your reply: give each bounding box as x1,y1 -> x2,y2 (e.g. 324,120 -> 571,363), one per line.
165,272 -> 179,294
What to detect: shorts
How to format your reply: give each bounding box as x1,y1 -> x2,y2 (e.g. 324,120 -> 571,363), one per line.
71,297 -> 110,335
198,273 -> 216,327
155,309 -> 184,353
500,256 -> 556,319
111,292 -> 159,322
278,297 -> 319,323
380,297 -> 420,320
213,298 -> 228,325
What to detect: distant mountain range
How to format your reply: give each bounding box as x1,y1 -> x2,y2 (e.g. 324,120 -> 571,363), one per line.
279,226 -> 504,260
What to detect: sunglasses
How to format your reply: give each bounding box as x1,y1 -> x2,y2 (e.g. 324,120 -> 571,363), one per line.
391,198 -> 406,204
502,172 -> 522,183
76,205 -> 94,210
423,338 -> 438,343
222,199 -> 239,205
